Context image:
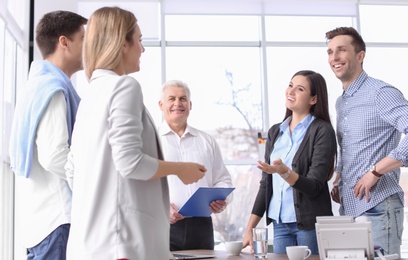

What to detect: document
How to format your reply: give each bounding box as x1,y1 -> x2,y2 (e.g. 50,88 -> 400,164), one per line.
178,187 -> 235,217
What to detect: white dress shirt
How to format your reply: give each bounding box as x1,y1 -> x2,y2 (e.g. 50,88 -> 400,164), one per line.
15,91 -> 71,248
159,121 -> 232,209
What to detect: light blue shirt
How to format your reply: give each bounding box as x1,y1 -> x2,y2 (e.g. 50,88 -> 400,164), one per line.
267,114 -> 315,223
336,71 -> 408,217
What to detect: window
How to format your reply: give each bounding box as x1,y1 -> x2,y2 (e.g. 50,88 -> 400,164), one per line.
6,0 -> 28,30
0,17 -> 5,161
3,30 -> 17,163
265,16 -> 354,42
1,19 -> 28,259
165,15 -> 260,41
1,0 -> 31,256
130,46 -> 162,125
213,165 -> 261,241
166,46 -> 262,146
360,5 -> 408,43
77,2 -> 160,40
266,46 -> 343,128
364,47 -> 408,97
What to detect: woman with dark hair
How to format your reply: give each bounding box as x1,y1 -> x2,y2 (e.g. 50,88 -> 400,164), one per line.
242,70 -> 337,254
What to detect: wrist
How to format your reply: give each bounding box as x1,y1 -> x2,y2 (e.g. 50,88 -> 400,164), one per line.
280,168 -> 291,179
370,165 -> 382,178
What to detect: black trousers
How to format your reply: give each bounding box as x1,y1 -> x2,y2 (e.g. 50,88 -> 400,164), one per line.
170,217 -> 214,251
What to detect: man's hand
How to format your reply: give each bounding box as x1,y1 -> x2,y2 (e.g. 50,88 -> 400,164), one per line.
353,171 -> 380,202
210,199 -> 227,214
330,172 -> 341,203
331,185 -> 340,203
170,203 -> 184,224
177,163 -> 206,184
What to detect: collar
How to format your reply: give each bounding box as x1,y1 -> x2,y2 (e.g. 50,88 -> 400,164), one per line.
343,71 -> 368,97
159,121 -> 198,138
90,69 -> 119,82
279,113 -> 314,133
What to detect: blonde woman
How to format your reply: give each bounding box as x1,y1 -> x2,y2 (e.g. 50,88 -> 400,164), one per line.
65,7 -> 205,260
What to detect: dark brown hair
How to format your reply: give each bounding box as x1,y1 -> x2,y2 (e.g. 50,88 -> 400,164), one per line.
283,70 -> 336,180
283,70 -> 331,124
325,27 -> 366,53
35,10 -> 87,58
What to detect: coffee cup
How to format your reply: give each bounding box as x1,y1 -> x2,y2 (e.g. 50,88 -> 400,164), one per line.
225,241 -> 243,255
286,245 -> 312,260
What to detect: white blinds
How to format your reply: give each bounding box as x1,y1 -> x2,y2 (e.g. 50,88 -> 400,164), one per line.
161,0 -> 358,16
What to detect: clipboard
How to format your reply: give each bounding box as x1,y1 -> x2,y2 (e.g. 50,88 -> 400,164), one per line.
178,187 -> 235,217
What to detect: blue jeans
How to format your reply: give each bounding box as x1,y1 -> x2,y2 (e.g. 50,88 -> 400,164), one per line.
27,224 -> 70,260
272,220 -> 319,255
360,193 -> 404,256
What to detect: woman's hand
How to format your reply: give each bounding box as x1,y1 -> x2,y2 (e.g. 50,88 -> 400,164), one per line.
257,159 -> 288,175
177,163 -> 206,184
242,228 -> 254,253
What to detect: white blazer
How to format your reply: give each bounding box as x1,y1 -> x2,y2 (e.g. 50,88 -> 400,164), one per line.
66,69 -> 170,260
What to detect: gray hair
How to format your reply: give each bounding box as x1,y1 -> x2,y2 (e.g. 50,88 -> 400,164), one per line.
161,80 -> 191,99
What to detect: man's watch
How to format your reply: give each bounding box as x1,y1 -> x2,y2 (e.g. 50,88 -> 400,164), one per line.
370,165 -> 382,178
280,169 -> 291,179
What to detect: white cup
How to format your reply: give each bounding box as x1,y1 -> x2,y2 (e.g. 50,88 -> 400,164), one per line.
286,246 -> 312,260
225,241 -> 243,255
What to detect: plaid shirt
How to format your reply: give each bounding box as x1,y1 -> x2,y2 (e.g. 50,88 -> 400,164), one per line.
336,71 -> 408,217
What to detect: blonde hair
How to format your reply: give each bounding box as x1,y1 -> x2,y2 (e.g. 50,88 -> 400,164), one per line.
84,6 -> 137,80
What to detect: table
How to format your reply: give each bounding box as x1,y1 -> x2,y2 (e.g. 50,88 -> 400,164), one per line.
173,250 -> 408,260
172,250 -> 321,259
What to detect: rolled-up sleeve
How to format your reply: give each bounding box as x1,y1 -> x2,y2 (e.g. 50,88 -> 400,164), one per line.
377,86 -> 408,166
